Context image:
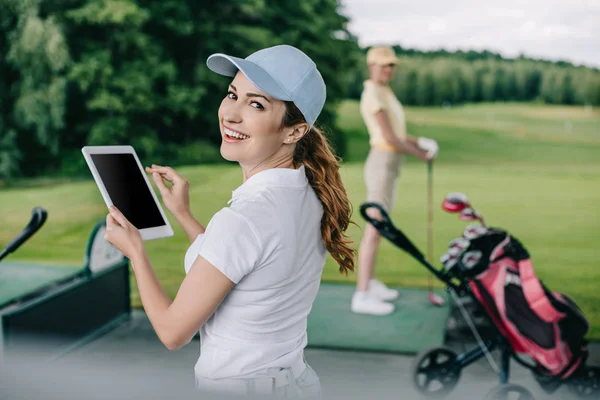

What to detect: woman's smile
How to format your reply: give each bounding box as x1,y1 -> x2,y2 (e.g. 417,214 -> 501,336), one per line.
223,125 -> 251,143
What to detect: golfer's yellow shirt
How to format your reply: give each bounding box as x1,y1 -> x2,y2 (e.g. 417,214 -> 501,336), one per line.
359,79 -> 407,152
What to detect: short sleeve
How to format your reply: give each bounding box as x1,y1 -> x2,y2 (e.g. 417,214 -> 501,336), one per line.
184,233 -> 204,274
194,208 -> 262,284
361,84 -> 386,115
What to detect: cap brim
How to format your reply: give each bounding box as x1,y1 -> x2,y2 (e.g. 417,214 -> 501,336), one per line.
375,57 -> 398,65
206,54 -> 292,101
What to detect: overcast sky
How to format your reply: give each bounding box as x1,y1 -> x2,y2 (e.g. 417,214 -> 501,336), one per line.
339,0 -> 600,68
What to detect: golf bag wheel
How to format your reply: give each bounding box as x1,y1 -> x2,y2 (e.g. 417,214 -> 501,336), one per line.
484,384 -> 534,400
411,345 -> 461,398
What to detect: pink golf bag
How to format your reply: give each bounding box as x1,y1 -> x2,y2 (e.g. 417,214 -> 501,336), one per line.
458,228 -> 589,382
360,199 -> 599,398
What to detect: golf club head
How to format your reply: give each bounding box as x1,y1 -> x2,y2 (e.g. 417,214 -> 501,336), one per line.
446,256 -> 459,269
0,206 -> 48,263
442,237 -> 469,271
459,208 -> 478,220
460,250 -> 483,271
428,291 -> 445,307
463,224 -> 488,240
449,238 -> 470,251
441,245 -> 462,270
442,192 -> 470,213
448,247 -> 463,258
460,209 -> 485,227
441,252 -> 458,265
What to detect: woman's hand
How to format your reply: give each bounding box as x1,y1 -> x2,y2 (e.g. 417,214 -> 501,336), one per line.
145,164 -> 191,218
104,206 -> 145,261
417,137 -> 439,161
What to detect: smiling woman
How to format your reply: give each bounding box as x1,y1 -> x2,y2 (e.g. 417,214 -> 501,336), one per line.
217,76 -> 295,173
103,44 -> 355,399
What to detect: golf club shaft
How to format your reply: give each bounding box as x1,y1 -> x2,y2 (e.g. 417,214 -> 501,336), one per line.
427,161 -> 434,294
427,161 -> 433,263
427,161 -> 442,305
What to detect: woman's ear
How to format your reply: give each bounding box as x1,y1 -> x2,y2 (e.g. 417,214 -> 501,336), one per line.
285,123 -> 309,144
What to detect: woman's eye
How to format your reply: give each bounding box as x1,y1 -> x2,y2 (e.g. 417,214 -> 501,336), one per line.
251,101 -> 264,110
227,91 -> 237,99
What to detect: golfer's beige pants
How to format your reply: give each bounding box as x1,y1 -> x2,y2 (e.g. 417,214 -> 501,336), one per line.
364,148 -> 404,212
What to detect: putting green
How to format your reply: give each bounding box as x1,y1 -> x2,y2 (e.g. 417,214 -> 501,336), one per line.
0,261 -> 83,308
307,283 -> 451,355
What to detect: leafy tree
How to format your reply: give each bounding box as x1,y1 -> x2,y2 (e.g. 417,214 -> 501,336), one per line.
350,46 -> 600,108
0,0 -> 70,178
0,0 -> 359,179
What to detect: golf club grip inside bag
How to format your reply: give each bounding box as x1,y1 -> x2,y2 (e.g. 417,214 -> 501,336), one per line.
454,228 -> 589,380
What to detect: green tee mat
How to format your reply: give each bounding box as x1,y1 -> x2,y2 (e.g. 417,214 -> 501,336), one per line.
306,283 -> 451,355
0,261 -> 83,308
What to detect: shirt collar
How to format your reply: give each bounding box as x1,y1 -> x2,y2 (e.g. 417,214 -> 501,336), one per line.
228,165 -> 309,204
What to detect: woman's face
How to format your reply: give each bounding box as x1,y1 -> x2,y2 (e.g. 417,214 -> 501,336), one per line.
217,72 -> 299,176
370,63 -> 396,84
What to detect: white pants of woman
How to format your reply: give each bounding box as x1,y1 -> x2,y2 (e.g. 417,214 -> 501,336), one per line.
195,358 -> 322,398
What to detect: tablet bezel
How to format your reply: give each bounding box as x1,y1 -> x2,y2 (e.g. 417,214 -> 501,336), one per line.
81,145 -> 174,241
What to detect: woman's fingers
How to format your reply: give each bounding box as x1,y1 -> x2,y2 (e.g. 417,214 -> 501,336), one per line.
145,165 -> 183,183
106,213 -> 116,231
145,168 -> 174,187
149,164 -> 175,176
151,171 -> 170,195
145,166 -> 170,180
147,166 -> 189,192
108,206 -> 128,227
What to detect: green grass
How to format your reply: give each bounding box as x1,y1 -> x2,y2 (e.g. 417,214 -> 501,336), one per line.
1,101 -> 599,339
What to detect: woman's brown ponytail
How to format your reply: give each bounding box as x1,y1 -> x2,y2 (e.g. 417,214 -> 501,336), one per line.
283,102 -> 356,275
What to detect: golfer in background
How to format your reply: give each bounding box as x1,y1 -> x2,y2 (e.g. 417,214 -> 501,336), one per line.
351,46 -> 439,316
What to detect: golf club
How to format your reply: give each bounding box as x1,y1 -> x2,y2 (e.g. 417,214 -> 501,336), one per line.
427,161 -> 445,307
442,192 -> 470,212
440,253 -> 459,272
449,237 -> 470,251
459,208 -> 486,226
442,192 -> 486,227
0,206 -> 48,263
463,224 -> 488,240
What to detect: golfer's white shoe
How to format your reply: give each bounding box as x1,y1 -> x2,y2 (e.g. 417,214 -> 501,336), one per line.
351,291 -> 394,316
368,278 -> 399,301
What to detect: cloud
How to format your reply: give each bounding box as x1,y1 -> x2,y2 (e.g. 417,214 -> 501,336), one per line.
340,0 -> 600,68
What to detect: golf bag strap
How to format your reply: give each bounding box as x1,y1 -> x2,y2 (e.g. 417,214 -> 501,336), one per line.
519,259 -> 565,323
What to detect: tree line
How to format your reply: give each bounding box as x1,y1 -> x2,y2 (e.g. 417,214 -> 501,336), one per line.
347,47 -> 600,107
1,1 -> 598,181
0,0 -> 358,180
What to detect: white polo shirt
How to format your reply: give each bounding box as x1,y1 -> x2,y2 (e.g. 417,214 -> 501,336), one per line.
183,165 -> 327,380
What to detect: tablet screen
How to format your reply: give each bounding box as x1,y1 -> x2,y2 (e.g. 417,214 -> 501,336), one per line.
90,153 -> 166,230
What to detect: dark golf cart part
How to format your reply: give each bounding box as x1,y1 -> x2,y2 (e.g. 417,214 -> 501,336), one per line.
359,201 -> 600,399
0,207 -> 47,263
359,202 -> 462,293
1,211 -> 132,364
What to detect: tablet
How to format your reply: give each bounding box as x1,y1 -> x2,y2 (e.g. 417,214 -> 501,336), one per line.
81,145 -> 174,241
